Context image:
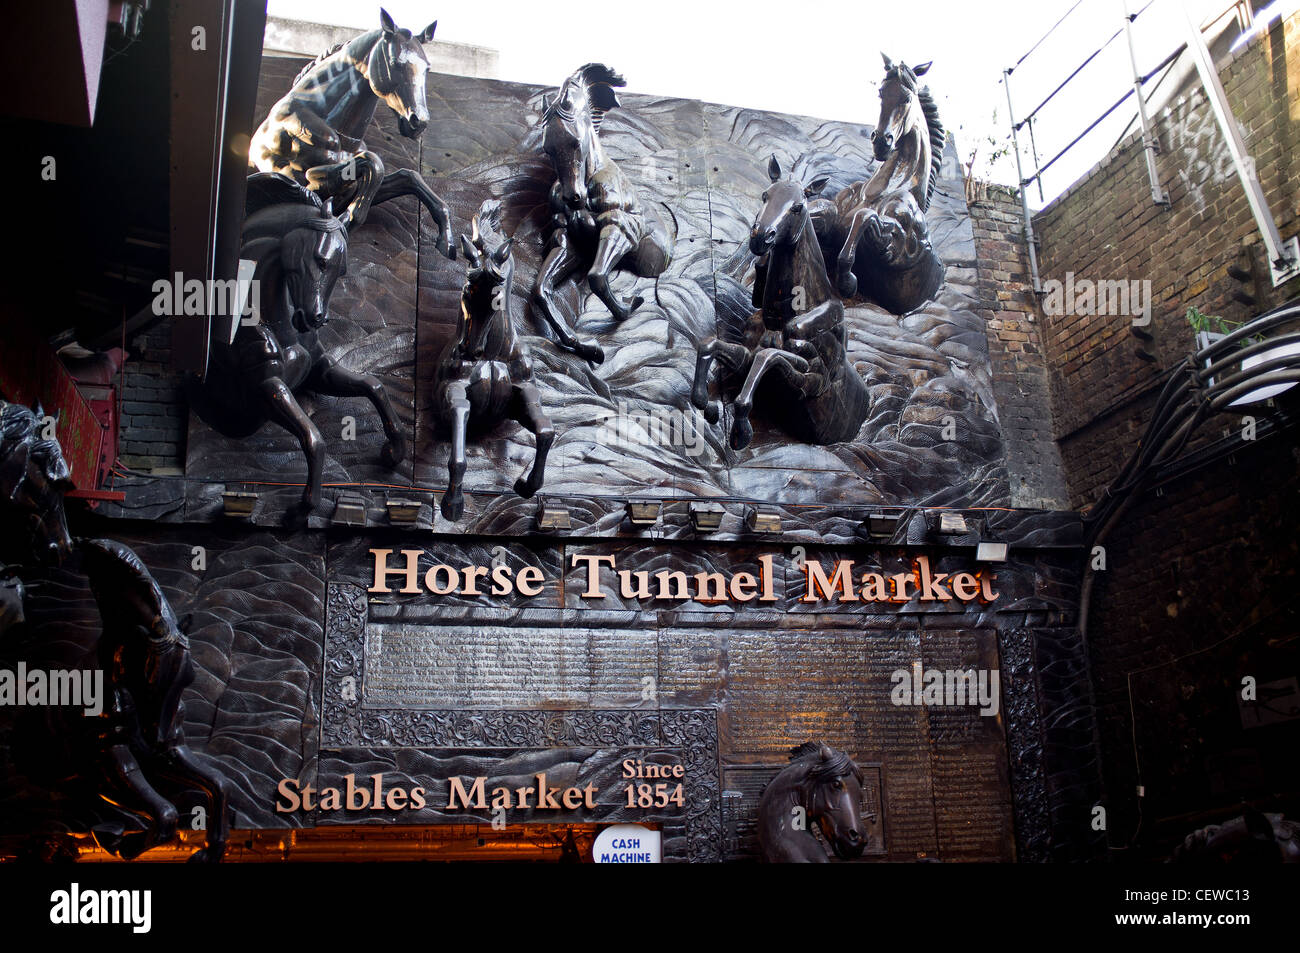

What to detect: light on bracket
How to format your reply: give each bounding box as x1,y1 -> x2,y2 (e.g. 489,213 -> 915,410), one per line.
976,541 -> 1008,563
865,512 -> 904,541
221,491 -> 257,518
745,506 -> 782,534
535,501 -> 571,531
385,498 -> 422,525
332,495 -> 368,527
937,512 -> 968,535
689,501 -> 725,533
625,499 -> 662,527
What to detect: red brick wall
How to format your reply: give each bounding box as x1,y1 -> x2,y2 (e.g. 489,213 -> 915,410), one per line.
1034,14 -> 1300,510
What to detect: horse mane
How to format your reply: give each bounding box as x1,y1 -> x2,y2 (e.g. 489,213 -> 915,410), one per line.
787,742 -> 864,784
290,41 -> 347,88
917,85 -> 945,211
472,198 -> 507,253
545,63 -> 625,134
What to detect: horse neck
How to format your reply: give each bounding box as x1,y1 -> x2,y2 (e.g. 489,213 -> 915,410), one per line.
308,32 -> 382,141
764,217 -> 835,320
866,121 -> 930,208
757,776 -> 816,840
458,274 -> 517,359
251,254 -> 290,336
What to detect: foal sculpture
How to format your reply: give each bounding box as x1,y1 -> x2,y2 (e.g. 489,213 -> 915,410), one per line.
433,200 -> 554,522
531,63 -> 674,364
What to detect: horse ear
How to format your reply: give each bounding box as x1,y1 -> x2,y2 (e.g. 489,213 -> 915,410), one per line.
459,235 -> 479,266
767,154 -> 781,182
30,401 -> 44,421
804,174 -> 830,198
912,61 -> 932,76
379,8 -> 397,34
492,238 -> 514,265
881,51 -> 893,71
818,743 -> 833,761
419,20 -> 437,42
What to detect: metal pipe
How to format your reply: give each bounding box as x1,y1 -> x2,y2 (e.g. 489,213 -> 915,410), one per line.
1121,0 -> 1169,205
1181,4 -> 1299,286
1004,70 -> 1042,293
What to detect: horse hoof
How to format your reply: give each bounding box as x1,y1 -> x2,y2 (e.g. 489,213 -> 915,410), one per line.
704,401 -> 720,425
440,494 -> 464,522
837,271 -> 858,298
628,295 -> 645,313
440,237 -> 457,261
513,477 -> 538,499
576,341 -> 605,364
730,419 -> 753,451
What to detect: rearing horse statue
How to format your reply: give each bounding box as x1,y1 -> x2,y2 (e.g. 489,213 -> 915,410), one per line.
757,743 -> 868,863
531,63 -> 674,364
250,8 -> 457,259
812,54 -> 945,314
692,156 -> 870,451
187,175 -> 408,512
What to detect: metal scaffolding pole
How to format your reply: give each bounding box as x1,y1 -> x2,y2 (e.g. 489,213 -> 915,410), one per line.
1121,0 -> 1168,205
1181,4 -> 1298,286
1004,69 -> 1042,293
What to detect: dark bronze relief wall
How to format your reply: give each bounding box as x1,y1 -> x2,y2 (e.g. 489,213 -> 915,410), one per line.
1,61 -> 1105,863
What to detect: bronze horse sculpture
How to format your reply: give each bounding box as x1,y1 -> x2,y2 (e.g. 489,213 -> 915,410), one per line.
757,743 -> 868,862
188,175 -> 408,512
53,540 -> 230,862
0,404 -> 228,861
532,63 -> 674,364
250,8 -> 457,259
692,156 -> 870,451
434,199 -> 554,521
1171,808 -> 1300,864
811,54 -> 945,314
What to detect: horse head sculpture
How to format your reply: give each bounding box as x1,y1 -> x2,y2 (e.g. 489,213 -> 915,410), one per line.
541,63 -> 625,212
0,400 -> 74,567
242,189 -> 350,333
369,8 -> 438,138
873,54 -> 941,204
757,742 -> 868,862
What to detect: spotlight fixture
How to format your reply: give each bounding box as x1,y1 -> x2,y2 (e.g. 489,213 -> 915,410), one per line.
745,506 -> 782,534
332,495 -> 368,527
865,512 -> 903,541
938,512 -> 968,535
625,499 -> 662,526
976,541 -> 1008,563
689,501 -> 725,533
385,498 -> 422,525
221,491 -> 257,518
535,501 -> 571,531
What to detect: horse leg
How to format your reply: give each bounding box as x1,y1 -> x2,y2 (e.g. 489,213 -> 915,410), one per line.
257,377 -> 325,511
372,166 -> 457,260
692,337 -> 753,425
305,151 -> 384,228
836,207 -> 877,298
732,348 -> 814,450
307,357 -> 408,469
440,382 -> 470,522
151,746 -> 230,863
531,233 -> 603,363
101,744 -> 179,859
586,222 -> 642,321
507,381 -> 554,499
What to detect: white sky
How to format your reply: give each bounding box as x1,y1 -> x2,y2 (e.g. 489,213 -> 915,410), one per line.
265,0 -> 1287,207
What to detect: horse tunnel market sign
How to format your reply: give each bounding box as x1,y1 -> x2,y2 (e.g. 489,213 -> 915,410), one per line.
367,548 -> 1001,606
